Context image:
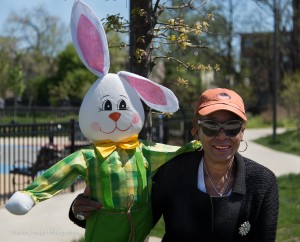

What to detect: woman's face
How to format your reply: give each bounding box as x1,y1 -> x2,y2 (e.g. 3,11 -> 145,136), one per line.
197,110 -> 246,165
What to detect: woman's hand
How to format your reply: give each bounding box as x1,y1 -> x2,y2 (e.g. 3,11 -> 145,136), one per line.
72,186 -> 102,220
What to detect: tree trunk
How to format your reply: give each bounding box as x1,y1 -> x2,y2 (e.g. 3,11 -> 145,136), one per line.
291,0 -> 300,71
129,0 -> 156,140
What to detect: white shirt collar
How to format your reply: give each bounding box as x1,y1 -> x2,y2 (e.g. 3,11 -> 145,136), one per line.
197,157 -> 206,192
197,157 -> 232,196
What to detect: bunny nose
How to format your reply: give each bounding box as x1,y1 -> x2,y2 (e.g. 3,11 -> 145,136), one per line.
109,112 -> 121,122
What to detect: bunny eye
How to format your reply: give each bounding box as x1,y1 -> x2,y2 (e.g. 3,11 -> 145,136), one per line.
102,100 -> 112,111
118,99 -> 127,110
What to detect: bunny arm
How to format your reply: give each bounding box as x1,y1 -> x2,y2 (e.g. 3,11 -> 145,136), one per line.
5,150 -> 87,215
6,141 -> 201,214
140,139 -> 201,173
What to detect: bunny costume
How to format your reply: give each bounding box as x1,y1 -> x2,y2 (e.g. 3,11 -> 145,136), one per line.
5,1 -> 201,242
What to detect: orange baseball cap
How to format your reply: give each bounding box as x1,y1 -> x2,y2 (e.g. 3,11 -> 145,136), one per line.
195,88 -> 247,121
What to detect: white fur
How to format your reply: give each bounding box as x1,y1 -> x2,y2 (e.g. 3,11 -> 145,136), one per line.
5,191 -> 35,215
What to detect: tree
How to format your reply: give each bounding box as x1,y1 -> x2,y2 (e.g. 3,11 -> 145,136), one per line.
3,5 -> 67,106
47,32 -> 128,106
252,0 -> 295,140
291,0 -> 300,71
281,72 -> 300,130
0,37 -> 16,99
0,37 -> 24,103
102,0 -> 219,139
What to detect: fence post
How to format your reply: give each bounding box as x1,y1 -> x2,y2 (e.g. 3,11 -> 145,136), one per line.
70,119 -> 75,192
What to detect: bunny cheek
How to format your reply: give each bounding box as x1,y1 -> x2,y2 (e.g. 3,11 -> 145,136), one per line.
90,122 -> 100,132
132,114 -> 140,125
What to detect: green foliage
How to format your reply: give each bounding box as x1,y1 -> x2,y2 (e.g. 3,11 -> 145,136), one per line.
47,44 -> 96,106
104,14 -> 127,33
1,5 -> 67,106
155,2 -> 258,113
106,32 -> 128,72
281,72 -> 300,130
245,115 -> 274,128
9,65 -> 24,99
154,4 -> 218,73
0,37 -> 19,98
0,40 -> 25,105
46,32 -> 128,106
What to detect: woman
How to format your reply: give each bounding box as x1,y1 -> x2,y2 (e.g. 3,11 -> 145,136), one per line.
70,88 -> 279,242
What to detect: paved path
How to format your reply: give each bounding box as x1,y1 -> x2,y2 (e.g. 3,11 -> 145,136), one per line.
1,128 -> 299,242
242,128 -> 300,176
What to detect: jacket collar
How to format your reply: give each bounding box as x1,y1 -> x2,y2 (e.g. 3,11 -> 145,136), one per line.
232,152 -> 246,195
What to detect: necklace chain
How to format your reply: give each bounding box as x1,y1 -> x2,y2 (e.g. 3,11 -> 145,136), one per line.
203,161 -> 233,197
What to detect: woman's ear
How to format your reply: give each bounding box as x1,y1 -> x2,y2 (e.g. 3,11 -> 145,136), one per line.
191,125 -> 201,141
239,126 -> 246,140
191,114 -> 200,138
241,122 -> 247,134
191,127 -> 197,137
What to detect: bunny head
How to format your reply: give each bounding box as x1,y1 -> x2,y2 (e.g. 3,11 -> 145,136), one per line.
71,1 -> 179,142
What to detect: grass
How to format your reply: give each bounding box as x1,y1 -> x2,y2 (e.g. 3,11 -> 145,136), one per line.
276,174 -> 300,241
254,129 -> 300,156
149,218 -> 165,238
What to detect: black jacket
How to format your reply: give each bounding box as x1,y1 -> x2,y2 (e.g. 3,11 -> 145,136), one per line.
151,150 -> 279,242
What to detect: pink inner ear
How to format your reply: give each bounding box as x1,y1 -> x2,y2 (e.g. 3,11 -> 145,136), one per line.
77,14 -> 104,73
127,76 -> 167,105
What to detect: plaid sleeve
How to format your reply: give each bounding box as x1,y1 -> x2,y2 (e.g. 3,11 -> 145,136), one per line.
23,150 -> 87,204
141,140 -> 201,173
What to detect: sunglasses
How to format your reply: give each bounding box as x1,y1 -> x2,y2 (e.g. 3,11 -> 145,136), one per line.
197,120 -> 243,137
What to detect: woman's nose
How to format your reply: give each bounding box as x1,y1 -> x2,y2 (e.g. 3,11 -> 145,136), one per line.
216,128 -> 227,138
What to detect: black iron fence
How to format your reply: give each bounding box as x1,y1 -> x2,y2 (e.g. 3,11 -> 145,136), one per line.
0,108 -> 194,207
0,120 -> 90,207
0,106 -> 80,125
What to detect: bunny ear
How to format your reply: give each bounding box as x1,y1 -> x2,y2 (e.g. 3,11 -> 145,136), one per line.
71,1 -> 110,76
118,71 -> 179,113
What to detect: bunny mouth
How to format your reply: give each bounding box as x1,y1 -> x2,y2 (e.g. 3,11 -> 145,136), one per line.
99,123 -> 133,134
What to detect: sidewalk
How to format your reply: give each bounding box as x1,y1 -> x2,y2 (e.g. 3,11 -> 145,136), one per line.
1,128 -> 299,242
242,128 -> 300,176
0,189 -> 85,242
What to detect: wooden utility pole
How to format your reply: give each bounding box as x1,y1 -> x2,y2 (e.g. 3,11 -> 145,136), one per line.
272,0 -> 279,142
129,0 -> 155,140
291,0 -> 300,71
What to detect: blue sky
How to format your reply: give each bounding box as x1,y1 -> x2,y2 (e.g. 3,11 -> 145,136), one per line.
0,0 -> 274,35
0,0 -> 129,34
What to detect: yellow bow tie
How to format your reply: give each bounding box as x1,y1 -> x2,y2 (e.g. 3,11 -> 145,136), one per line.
94,135 -> 140,158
